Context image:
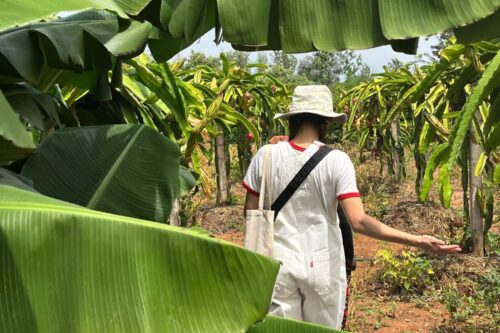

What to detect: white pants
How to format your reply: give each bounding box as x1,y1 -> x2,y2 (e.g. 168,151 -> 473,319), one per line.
269,256 -> 346,329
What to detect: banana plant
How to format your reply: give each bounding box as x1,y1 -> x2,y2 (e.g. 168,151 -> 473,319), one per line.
3,0 -> 500,62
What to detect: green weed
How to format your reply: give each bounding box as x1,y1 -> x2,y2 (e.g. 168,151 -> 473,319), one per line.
375,249 -> 435,295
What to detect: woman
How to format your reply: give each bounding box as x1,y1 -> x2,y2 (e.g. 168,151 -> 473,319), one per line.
242,85 -> 460,330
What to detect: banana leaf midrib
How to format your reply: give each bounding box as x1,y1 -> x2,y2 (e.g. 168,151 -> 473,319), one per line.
86,126 -> 143,209
0,17 -> 117,37
0,186 -> 235,242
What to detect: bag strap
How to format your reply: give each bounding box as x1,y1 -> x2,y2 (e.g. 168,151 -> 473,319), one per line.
258,145 -> 273,210
271,145 -> 332,220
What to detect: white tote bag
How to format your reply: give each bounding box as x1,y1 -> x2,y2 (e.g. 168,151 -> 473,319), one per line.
244,145 -> 274,257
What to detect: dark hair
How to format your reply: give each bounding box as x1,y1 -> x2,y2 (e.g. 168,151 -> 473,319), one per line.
288,113 -> 330,142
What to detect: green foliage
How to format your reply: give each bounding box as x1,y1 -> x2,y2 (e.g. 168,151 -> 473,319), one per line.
341,40 -> 500,251
444,266 -> 499,325
226,50 -> 251,67
0,10 -> 147,87
486,231 -> 500,256
227,0 -> 499,53
183,51 -> 221,69
21,125 -> 184,222
3,0 -> 499,58
0,168 -> 37,192
0,185 -> 284,333
477,267 -> 500,324
180,52 -> 290,178
447,49 -> 500,171
443,288 -> 480,322
267,65 -> 313,88
297,51 -> 370,87
375,249 -> 435,294
0,90 -> 37,163
338,66 -> 417,180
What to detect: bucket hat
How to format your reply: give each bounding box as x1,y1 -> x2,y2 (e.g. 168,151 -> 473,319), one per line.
274,85 -> 347,123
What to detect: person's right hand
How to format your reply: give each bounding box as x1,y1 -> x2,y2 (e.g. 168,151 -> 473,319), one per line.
269,135 -> 289,144
416,235 -> 461,255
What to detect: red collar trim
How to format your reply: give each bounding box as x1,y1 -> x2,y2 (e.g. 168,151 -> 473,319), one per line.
289,140 -> 306,152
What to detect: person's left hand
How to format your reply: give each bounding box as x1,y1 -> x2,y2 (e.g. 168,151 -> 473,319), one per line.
269,135 -> 289,144
416,235 -> 461,255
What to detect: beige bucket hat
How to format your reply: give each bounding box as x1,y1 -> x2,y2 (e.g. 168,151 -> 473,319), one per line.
274,85 -> 347,123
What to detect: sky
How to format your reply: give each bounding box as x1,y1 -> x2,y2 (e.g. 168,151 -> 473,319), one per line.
177,29 -> 438,72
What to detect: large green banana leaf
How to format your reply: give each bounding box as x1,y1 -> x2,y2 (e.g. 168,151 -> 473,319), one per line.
220,0 -> 500,54
0,0 -> 141,31
0,168 -> 37,192
379,0 -> 500,40
1,1 -> 216,65
21,124 -> 184,222
0,90 -> 37,163
0,185 -> 280,332
2,83 -> 63,130
179,165 -> 197,196
0,185 -> 342,332
2,1 -> 500,67
455,10 -> 500,44
0,10 -> 152,86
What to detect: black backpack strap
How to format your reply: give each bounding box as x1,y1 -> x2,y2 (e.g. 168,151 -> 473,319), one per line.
338,205 -> 356,271
271,145 -> 332,220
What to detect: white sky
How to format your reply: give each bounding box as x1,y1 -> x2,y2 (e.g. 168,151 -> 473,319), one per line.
177,29 -> 437,72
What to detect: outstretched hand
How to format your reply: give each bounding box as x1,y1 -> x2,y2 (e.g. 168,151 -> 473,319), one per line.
416,235 -> 461,255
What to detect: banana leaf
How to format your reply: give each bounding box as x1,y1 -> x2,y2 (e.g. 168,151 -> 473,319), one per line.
21,124 -> 183,222
0,168 -> 37,192
0,0 -> 135,31
0,185 -> 280,332
179,165 -> 197,196
3,0 -> 500,64
0,10 -> 152,86
222,0 -> 500,54
2,83 -> 62,130
380,0 -> 500,40
0,90 -> 37,163
455,10 -> 500,44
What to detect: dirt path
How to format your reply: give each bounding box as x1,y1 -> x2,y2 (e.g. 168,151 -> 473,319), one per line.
347,234 -> 449,332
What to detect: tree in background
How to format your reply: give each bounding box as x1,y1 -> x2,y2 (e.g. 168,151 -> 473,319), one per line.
297,50 -> 370,88
427,31 -> 455,60
387,58 -> 406,71
226,50 -> 250,67
256,52 -> 268,66
267,51 -> 312,87
182,51 -> 220,69
272,51 -> 298,70
184,50 -> 252,70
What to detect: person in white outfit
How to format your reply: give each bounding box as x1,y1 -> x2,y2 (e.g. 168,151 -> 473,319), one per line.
243,85 -> 461,330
